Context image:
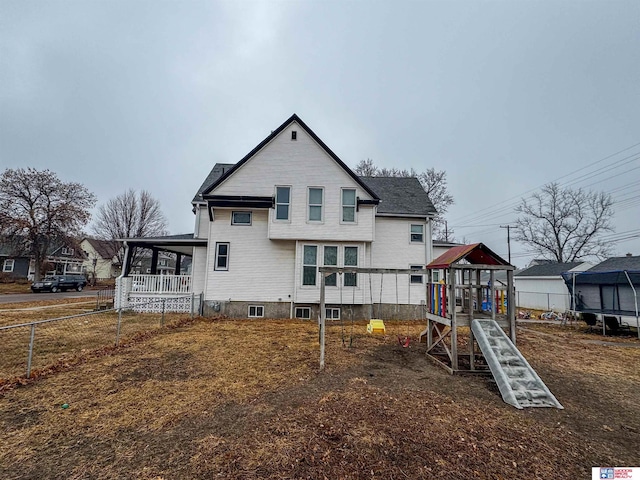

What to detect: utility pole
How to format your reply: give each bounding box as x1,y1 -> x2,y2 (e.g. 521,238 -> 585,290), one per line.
500,225 -> 513,264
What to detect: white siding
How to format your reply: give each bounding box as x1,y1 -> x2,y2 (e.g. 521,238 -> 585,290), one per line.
191,246 -> 208,295
514,277 -> 570,310
212,121 -> 376,242
194,204 -> 209,238
205,210 -> 295,302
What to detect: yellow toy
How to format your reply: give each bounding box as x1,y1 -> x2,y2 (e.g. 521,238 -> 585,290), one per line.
366,319 -> 386,334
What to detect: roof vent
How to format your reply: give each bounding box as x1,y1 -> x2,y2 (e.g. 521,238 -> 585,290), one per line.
291,130 -> 297,140
626,252 -> 633,257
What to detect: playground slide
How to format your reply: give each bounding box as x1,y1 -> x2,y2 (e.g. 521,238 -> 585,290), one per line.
471,319 -> 564,409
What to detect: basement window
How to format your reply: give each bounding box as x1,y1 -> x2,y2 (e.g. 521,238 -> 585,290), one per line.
325,308 -> 341,320
295,307 -> 311,319
248,305 -> 264,318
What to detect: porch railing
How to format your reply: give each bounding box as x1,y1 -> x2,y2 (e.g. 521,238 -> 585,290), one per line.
129,274 -> 192,294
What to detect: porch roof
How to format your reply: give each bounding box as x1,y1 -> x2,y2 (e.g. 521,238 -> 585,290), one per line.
120,234 -> 207,256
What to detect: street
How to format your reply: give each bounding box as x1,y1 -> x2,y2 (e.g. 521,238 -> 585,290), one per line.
0,291 -> 96,304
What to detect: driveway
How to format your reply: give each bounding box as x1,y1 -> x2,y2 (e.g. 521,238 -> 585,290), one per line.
0,291 -> 96,304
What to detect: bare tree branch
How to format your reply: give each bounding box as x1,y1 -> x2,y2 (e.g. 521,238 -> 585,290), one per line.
91,189 -> 168,268
0,168 -> 96,281
515,183 -> 614,262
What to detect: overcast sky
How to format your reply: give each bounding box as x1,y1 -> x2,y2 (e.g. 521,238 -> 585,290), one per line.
2,0 -> 639,267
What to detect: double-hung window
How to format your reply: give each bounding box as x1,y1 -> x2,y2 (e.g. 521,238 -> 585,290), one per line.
344,246 -> 358,286
323,246 -> 338,287
342,189 -> 356,223
215,242 -> 229,271
308,187 -> 323,222
410,265 -> 424,284
3,259 -> 14,272
275,186 -> 290,221
410,224 -> 424,243
302,245 -> 317,286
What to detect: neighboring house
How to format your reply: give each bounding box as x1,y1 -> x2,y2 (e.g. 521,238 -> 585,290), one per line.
0,237 -> 30,280
117,114 -> 437,317
80,238 -> 121,279
135,251 -> 177,275
514,261 -> 593,311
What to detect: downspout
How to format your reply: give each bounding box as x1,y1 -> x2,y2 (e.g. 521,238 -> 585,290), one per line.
572,272 -> 576,312
623,270 -> 639,340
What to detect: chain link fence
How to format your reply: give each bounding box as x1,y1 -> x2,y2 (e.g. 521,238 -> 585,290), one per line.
515,290 -> 571,311
0,295 -> 198,382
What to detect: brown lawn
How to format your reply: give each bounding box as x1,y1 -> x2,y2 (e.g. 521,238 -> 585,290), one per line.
0,316 -> 638,479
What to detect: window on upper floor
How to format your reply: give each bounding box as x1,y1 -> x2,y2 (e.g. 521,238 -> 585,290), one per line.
410,265 -> 424,284
342,189 -> 356,223
275,186 -> 290,221
215,242 -> 230,271
344,246 -> 358,286
323,246 -> 338,287
3,259 -> 15,272
232,211 -> 252,225
411,224 -> 424,243
302,245 -> 317,286
308,187 -> 323,222
61,247 -> 74,256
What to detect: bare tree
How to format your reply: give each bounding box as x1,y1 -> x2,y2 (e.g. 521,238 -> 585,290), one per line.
515,183 -> 614,262
0,168 -> 96,281
92,189 -> 168,268
354,160 -> 454,240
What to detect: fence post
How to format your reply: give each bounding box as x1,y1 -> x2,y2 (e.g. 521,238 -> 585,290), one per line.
26,323 -> 36,378
191,292 -> 195,319
161,299 -> 166,326
116,308 -> 123,346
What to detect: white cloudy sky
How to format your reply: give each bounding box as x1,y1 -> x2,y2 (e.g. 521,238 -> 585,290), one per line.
1,0 -> 639,267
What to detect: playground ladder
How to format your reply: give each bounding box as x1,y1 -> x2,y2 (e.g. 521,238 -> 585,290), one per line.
471,319 -> 564,409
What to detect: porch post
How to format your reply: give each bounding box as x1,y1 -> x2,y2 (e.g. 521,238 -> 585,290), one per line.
122,242 -> 133,277
175,253 -> 182,275
150,248 -> 159,275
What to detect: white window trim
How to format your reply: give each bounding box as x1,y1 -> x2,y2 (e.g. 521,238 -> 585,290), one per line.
248,305 -> 264,318
231,211 -> 252,226
302,244 -> 318,286
325,307 -> 341,320
215,242 -> 230,271
3,259 -> 15,273
343,246 -> 358,287
295,307 -> 311,319
274,185 -> 291,222
410,265 -> 424,284
410,224 -> 425,243
61,247 -> 74,256
307,187 -> 324,223
341,188 -> 357,224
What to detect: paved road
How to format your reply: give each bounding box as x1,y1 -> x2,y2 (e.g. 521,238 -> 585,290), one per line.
0,291 -> 96,304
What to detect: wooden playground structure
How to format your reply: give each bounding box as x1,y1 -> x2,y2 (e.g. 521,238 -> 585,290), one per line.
419,243 -> 516,374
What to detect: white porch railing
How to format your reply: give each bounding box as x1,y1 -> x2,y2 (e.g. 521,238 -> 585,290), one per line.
129,274 -> 192,294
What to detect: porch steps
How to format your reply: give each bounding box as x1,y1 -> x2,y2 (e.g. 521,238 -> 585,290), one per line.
471,319 -> 563,409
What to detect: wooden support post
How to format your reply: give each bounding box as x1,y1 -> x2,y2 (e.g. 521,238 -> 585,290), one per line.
449,266 -> 458,371
320,272 -> 326,370
468,268 -> 475,370
490,270 -> 496,321
175,253 -> 182,275
507,268 -> 516,344
150,248 -> 159,275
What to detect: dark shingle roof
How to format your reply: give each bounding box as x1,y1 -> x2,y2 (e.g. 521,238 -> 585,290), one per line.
359,177 -> 437,216
588,255 -> 640,272
192,163 -> 236,203
515,262 -> 584,277
83,238 -> 115,259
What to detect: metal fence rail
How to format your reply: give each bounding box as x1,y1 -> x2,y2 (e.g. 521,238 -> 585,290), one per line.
0,295 -> 198,382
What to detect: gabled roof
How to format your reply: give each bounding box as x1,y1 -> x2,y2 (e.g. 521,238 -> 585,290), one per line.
515,261 -> 586,277
588,255 -> 640,272
428,243 -> 510,269
358,177 -> 436,217
82,238 -> 116,259
192,163 -> 235,203
194,114 -> 380,202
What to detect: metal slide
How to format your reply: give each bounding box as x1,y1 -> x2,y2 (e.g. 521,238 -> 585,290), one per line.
471,319 -> 564,409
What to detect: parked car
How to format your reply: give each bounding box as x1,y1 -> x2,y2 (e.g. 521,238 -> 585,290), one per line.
31,275 -> 88,293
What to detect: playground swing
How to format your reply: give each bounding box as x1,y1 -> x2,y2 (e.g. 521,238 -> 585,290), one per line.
338,271 -> 357,347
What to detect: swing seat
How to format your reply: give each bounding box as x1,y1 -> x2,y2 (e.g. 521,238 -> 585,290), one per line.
367,319 -> 386,334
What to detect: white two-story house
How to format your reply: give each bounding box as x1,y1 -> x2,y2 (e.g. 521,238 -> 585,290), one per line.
117,114 -> 436,319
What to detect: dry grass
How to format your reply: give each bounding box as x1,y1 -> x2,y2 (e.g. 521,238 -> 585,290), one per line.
0,318 -> 639,479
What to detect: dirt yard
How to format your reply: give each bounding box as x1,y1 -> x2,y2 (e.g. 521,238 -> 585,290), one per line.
0,316 -> 638,479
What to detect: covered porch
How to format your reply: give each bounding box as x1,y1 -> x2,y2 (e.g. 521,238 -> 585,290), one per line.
115,234 -> 208,313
